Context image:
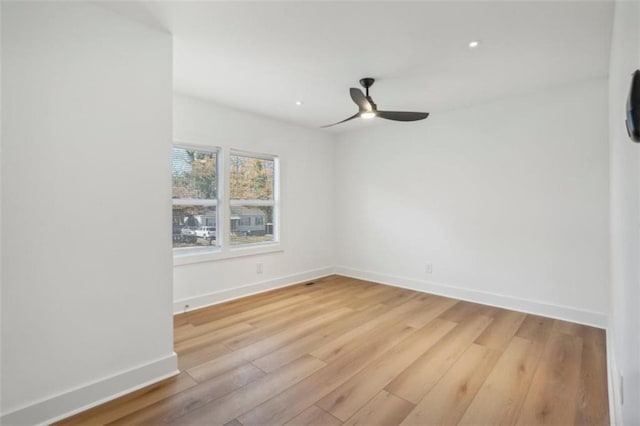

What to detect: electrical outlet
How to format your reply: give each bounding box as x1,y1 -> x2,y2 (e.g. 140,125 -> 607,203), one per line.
425,263 -> 433,274
256,262 -> 264,274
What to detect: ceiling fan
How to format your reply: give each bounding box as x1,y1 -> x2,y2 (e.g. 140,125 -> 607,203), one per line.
322,78 -> 429,128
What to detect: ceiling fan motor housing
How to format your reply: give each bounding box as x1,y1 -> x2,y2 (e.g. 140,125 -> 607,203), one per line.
359,77 -> 375,89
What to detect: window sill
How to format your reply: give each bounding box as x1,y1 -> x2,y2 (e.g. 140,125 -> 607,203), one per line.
173,242 -> 283,266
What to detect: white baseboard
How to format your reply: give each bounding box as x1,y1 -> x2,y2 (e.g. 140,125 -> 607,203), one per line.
173,266 -> 336,314
0,352 -> 178,426
335,266 -> 608,328
606,330 -> 622,426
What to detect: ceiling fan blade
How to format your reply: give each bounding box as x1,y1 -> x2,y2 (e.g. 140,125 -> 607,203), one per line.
321,112 -> 360,128
350,88 -> 372,111
377,111 -> 429,122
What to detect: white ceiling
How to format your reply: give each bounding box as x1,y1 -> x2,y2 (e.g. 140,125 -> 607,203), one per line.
105,1 -> 613,133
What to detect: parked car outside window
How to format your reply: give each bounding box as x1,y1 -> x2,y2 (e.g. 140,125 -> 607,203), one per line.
195,226 -> 216,241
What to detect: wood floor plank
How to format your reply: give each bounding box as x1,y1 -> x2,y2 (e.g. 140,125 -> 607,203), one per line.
246,283 -> 368,329
191,281 -> 341,321
173,323 -> 195,341
237,321 -> 418,425
355,282 -> 393,299
108,363 -> 264,425
223,300 -> 349,351
225,284 -> 380,351
457,336 -> 541,425
174,322 -> 254,354
224,304 -> 344,351
245,299 -> 330,329
552,318 -> 585,337
474,308 -> 527,351
166,354 -> 326,425
515,314 -> 555,366
399,343 -> 500,426
515,332 -> 584,425
385,314 -> 493,404
342,390 -> 414,426
413,291 -> 439,302
284,405 -> 342,426
186,351 -> 249,383
310,299 -> 425,363
54,373 -> 198,426
173,313 -> 190,328
183,286 -> 310,325
253,303 -> 389,373
344,285 -> 411,309
438,300 -> 485,323
379,288 -> 420,307
516,314 -> 555,341
183,294 -> 311,332
575,327 -> 609,425
177,342 -> 230,371
317,318 -> 457,421
404,296 -> 459,328
231,306 -> 353,362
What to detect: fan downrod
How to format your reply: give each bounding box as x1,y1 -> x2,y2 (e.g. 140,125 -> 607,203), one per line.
359,78 -> 375,96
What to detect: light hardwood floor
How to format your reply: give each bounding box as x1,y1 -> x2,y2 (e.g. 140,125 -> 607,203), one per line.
57,275 -> 609,425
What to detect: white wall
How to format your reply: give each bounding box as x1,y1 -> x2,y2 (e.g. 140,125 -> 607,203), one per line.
608,0 -> 640,423
173,95 -> 335,312
1,3 -> 175,424
335,80 -> 610,326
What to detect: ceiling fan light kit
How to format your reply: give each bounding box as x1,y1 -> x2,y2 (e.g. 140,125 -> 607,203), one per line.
322,77 -> 430,127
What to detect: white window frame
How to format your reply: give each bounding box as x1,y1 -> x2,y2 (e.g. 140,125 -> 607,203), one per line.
229,149 -> 280,249
173,144 -> 282,266
172,144 -> 221,257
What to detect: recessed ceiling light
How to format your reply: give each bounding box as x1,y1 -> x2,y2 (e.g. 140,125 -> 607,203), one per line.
295,100 -> 303,106
468,40 -> 480,48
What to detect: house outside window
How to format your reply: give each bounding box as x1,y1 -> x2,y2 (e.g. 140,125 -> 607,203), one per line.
172,146 -> 219,249
229,151 -> 278,245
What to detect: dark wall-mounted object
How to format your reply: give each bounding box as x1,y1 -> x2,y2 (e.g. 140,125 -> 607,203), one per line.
626,69 -> 640,143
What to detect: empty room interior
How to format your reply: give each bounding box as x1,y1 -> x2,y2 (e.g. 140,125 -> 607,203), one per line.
1,1 -> 640,425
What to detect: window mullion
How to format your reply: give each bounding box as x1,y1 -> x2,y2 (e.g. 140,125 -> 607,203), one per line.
219,147 -> 231,254
229,199 -> 274,207
172,199 -> 218,207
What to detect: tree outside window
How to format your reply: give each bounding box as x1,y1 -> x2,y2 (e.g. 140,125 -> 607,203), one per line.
229,152 -> 278,245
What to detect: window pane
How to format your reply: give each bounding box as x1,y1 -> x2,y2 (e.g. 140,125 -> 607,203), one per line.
230,155 -> 274,200
173,205 -> 217,248
172,147 -> 217,199
230,205 -> 274,245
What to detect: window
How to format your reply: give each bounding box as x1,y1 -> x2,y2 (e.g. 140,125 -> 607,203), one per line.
173,145 -> 280,261
172,146 -> 219,250
229,151 -> 278,245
